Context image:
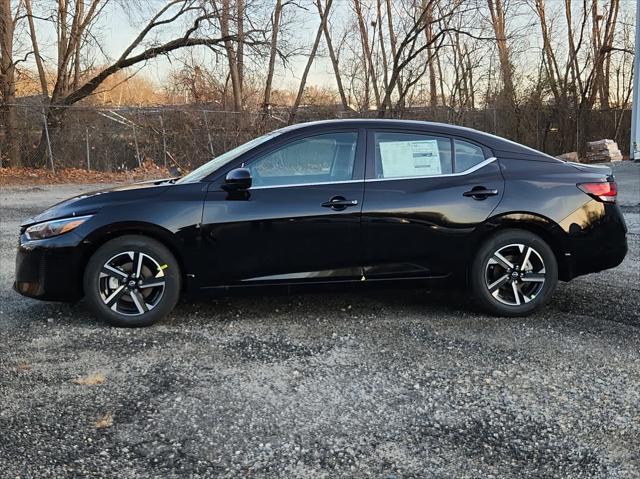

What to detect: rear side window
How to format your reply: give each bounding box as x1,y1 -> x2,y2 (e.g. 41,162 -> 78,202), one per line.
248,132 -> 357,187
373,132 -> 452,179
454,139 -> 486,173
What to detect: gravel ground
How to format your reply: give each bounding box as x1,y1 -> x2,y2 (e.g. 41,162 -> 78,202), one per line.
1,164 -> 639,478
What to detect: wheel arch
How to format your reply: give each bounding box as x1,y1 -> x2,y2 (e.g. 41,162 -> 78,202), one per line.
79,222 -> 188,295
469,213 -> 571,282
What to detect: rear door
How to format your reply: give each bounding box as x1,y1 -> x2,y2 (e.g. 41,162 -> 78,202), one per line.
198,129 -> 366,286
361,128 -> 504,279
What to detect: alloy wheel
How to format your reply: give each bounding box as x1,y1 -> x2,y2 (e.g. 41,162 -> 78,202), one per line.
484,243 -> 546,306
98,251 -> 166,316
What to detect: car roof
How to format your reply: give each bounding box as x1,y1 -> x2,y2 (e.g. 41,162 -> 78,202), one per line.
276,119 -> 555,161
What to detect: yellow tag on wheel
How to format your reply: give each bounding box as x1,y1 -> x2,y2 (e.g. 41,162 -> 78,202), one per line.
159,264 -> 168,270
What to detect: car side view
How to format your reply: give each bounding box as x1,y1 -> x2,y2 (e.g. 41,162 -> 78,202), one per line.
15,120 -> 628,326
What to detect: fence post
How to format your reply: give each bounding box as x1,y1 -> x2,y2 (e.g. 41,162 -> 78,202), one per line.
536,110 -> 540,150
85,127 -> 91,171
159,114 -> 167,168
132,123 -> 141,167
203,110 -> 214,156
42,108 -> 55,173
493,108 -> 497,134
575,112 -> 579,154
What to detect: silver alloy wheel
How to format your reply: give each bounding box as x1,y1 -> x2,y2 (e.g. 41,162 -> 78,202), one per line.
98,251 -> 166,316
484,243 -> 546,306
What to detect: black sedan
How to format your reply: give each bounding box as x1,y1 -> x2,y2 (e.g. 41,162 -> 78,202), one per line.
15,120 -> 627,326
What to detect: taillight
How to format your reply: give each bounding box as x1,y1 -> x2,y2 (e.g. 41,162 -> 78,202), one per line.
577,181 -> 617,203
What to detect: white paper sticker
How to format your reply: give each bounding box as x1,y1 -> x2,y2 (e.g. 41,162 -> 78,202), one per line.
379,140 -> 441,178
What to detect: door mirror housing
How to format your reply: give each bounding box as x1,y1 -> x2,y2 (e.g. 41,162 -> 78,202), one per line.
223,168 -> 252,191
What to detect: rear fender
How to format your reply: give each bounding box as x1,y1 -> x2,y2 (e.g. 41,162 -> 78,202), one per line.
469,212 -> 571,281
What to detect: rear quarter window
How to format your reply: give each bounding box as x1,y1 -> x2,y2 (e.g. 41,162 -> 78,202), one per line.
454,139 -> 486,173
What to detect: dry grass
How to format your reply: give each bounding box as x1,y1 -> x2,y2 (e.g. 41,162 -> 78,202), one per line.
72,372 -> 106,386
95,411 -> 114,429
0,160 -> 172,186
16,360 -> 31,372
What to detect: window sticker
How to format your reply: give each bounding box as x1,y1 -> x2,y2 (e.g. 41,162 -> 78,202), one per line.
379,140 -> 442,177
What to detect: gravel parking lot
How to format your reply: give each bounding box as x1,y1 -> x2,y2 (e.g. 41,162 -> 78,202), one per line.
1,163 -> 639,478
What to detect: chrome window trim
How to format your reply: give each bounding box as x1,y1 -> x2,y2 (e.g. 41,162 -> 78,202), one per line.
366,156 -> 497,182
250,179 -> 363,190
247,157 -> 497,190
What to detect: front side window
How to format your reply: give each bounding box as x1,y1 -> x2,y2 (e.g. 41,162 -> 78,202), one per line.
373,132 -> 452,179
248,132 -> 357,187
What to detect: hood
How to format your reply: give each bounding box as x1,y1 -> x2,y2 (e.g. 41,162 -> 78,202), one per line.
21,178 -> 176,227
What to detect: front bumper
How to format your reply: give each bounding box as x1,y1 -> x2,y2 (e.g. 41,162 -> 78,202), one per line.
14,232 -> 88,302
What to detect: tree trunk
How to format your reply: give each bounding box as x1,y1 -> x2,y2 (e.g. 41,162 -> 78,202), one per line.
0,0 -> 19,166
221,0 -> 242,112
25,0 -> 49,97
354,0 -> 381,109
317,0 -> 349,111
599,0 -> 619,109
289,0 -> 333,124
237,0 -> 244,95
486,0 -> 514,104
263,0 -> 283,112
384,0 -> 404,106
423,0 -> 438,108
376,0 -> 390,110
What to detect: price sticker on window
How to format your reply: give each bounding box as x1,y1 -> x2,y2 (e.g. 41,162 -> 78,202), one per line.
379,140 -> 442,177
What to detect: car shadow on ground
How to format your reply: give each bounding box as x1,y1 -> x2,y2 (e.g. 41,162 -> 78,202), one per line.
4,268 -> 638,330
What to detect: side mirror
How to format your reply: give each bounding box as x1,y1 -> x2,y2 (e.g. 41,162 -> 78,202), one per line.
222,168 -> 252,191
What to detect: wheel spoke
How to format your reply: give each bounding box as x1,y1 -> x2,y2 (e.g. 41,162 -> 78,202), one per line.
492,252 -> 513,269
488,274 -> 509,292
139,278 -> 165,289
104,285 -> 126,307
518,284 -> 533,303
130,290 -> 149,314
520,247 -> 532,270
133,252 -> 144,278
101,264 -> 128,281
511,282 -> 521,306
521,273 -> 545,282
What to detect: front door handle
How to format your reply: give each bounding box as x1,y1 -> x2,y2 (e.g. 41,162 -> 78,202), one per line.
321,196 -> 359,210
463,187 -> 499,200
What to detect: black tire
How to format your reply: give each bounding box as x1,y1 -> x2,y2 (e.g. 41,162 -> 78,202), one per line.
83,235 -> 181,327
471,229 -> 558,317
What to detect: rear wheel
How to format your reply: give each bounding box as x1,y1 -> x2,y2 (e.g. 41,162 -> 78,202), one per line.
471,229 -> 558,316
83,235 -> 181,327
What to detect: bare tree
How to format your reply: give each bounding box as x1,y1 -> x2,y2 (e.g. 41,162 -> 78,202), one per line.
24,0 -> 48,97
318,0 -> 349,110
353,0 -> 381,109
26,0 -> 268,165
486,0 -> 514,104
0,0 -> 19,166
263,0 -> 283,112
220,0 -> 243,112
288,0 -> 333,124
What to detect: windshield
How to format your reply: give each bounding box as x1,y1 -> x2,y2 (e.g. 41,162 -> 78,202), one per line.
176,131 -> 281,184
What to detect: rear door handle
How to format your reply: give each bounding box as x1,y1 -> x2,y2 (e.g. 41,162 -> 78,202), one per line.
463,187 -> 499,200
321,196 -> 359,210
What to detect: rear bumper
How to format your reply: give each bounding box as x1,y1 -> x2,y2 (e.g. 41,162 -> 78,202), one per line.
561,202 -> 628,279
14,233 -> 87,302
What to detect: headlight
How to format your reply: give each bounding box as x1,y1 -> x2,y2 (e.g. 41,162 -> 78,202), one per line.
24,215 -> 93,240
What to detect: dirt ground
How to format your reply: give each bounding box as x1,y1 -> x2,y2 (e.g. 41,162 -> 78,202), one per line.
0,162 -> 639,478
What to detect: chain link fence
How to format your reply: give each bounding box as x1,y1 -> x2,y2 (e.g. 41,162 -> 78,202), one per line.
0,103 -> 632,172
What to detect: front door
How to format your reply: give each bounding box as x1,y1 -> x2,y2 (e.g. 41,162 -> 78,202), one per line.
199,130 -> 365,286
361,129 -> 504,279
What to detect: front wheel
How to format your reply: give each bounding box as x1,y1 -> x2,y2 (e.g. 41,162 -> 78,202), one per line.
471,229 -> 558,317
83,235 -> 181,327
